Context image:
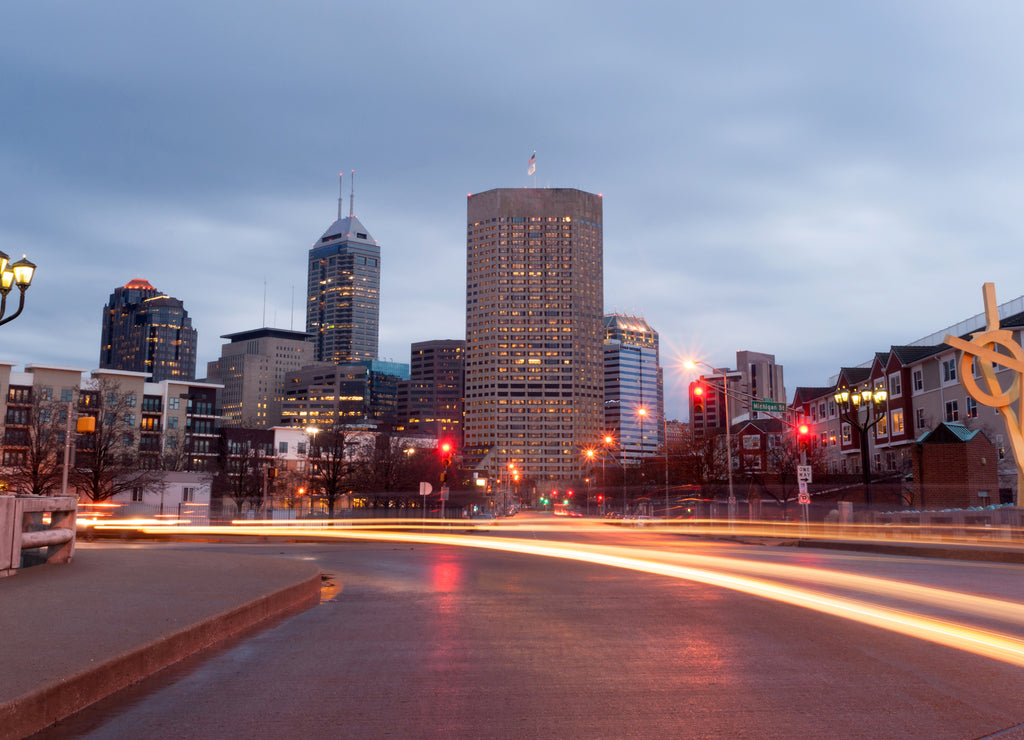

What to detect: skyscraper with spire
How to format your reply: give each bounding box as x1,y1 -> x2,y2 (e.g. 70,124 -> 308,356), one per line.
306,173 -> 381,364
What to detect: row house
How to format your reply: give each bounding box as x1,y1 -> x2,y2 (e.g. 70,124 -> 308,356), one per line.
791,306 -> 1024,502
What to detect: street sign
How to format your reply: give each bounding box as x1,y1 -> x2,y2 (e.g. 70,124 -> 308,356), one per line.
798,492 -> 810,505
798,480 -> 808,495
728,496 -> 736,504
440,486 -> 450,501
751,400 -> 787,412
419,482 -> 432,497
797,465 -> 812,483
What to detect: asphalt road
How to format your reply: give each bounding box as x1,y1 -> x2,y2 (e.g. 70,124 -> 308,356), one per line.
34,533 -> 1024,739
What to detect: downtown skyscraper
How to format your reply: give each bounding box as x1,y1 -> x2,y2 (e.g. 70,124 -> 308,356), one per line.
464,188 -> 604,481
99,279 -> 198,382
306,177 -> 380,364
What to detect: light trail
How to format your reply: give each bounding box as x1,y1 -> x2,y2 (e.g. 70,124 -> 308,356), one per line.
93,521 -> 1024,668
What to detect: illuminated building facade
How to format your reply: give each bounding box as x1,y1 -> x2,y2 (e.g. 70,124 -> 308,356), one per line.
205,328 -> 312,427
398,339 -> 465,443
99,279 -> 198,382
306,188 -> 380,364
603,314 -> 663,462
280,360 -> 409,429
464,188 -> 604,481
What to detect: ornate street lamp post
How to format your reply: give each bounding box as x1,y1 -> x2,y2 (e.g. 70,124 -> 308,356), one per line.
833,385 -> 888,508
0,252 -> 37,327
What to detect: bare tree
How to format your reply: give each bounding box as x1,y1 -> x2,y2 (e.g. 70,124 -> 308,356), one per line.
213,429 -> 273,517
70,379 -> 155,502
309,427 -> 367,517
359,428 -> 442,494
2,395 -> 67,496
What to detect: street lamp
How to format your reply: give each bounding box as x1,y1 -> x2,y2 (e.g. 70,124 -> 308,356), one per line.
0,253 -> 37,327
684,360 -> 735,515
636,406 -> 647,513
833,385 -> 888,508
585,448 -> 596,515
305,426 -> 320,516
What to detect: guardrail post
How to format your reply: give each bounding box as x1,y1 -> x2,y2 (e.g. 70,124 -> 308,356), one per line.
1,496 -> 78,576
0,497 -> 16,576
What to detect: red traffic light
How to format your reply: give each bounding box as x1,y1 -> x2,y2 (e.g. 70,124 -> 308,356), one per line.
440,442 -> 452,454
691,383 -> 706,414
797,424 -> 810,435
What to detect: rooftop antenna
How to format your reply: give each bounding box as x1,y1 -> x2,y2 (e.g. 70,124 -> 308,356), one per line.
349,169 -> 355,217
342,171 -> 350,220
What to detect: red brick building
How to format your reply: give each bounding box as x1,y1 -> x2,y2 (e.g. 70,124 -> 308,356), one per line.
911,423 -> 999,509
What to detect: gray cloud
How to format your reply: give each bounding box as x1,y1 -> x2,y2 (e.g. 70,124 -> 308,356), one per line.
2,2 -> 1024,419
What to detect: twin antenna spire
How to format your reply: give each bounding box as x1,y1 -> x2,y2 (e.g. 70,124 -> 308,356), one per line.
337,170 -> 356,219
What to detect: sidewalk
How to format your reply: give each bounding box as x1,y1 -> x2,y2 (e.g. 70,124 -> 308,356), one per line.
0,545 -> 321,740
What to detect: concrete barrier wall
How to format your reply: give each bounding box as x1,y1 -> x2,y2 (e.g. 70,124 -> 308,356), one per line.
0,496 -> 78,577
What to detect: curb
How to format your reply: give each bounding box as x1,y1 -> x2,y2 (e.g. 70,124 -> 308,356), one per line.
0,569 -> 321,740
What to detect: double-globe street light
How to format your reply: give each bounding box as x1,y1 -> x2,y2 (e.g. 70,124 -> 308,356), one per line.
833,385 -> 888,508
0,251 -> 37,327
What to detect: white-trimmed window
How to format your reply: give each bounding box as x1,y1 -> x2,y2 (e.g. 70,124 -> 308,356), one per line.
841,423 -> 851,444
888,373 -> 901,397
891,409 -> 904,435
966,397 -> 978,419
943,358 -> 957,383
742,435 -> 760,450
182,487 -> 195,502
876,414 -> 888,437
945,400 -> 959,422
912,369 -> 924,392
916,408 -> 927,431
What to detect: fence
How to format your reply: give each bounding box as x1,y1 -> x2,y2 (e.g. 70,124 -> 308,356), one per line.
0,495 -> 77,576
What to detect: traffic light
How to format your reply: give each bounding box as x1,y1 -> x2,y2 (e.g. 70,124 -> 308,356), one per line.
438,440 -> 455,465
797,424 -> 811,449
692,384 -> 705,414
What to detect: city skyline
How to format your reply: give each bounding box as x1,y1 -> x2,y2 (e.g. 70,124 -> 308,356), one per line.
5,4 -> 1024,420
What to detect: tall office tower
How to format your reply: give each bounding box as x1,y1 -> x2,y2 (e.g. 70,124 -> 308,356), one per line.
205,328 -> 312,427
465,188 -> 604,481
306,176 -> 381,364
603,314 -> 664,463
399,339 -> 465,443
99,279 -> 198,382
734,350 -> 786,419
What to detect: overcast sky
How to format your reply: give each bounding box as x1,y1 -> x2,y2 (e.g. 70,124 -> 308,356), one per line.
3,2 -> 1024,419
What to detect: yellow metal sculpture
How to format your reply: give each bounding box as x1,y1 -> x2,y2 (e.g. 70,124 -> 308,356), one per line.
944,283 -> 1024,505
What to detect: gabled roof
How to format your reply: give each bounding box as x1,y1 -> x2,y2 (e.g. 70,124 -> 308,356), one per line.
836,367 -> 871,387
735,418 -> 788,434
916,422 -> 986,445
998,309 -> 1024,329
889,344 -> 946,365
792,386 -> 835,405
